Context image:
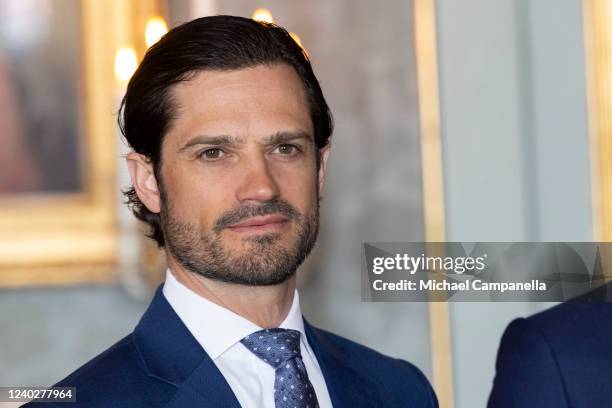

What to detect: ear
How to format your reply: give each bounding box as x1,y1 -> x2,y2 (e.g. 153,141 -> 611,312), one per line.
126,152 -> 161,213
317,143 -> 331,194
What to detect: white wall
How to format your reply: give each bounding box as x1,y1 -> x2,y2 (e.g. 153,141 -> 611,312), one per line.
436,0 -> 592,406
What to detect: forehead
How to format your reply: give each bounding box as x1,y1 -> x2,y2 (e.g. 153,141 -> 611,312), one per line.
166,64 -> 313,144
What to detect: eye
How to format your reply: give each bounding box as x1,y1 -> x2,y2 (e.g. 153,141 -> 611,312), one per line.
199,148 -> 224,160
275,144 -> 300,155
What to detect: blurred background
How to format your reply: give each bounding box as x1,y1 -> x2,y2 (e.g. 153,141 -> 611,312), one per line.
1,1 -> 611,407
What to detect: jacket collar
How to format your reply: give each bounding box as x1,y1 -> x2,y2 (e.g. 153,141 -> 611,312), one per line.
134,284 -> 381,407
133,285 -> 241,408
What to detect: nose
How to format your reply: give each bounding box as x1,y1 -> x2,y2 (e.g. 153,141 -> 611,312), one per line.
234,153 -> 280,203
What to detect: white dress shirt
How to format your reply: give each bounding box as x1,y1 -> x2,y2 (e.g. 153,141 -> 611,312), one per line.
162,269 -> 333,408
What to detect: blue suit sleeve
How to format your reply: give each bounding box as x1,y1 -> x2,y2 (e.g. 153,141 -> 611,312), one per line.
487,318 -> 569,408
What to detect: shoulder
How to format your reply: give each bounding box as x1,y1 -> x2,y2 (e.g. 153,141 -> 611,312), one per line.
523,301 -> 612,344
309,325 -> 437,407
22,334 -> 176,408
488,309 -> 568,407
494,301 -> 612,372
313,326 -> 428,377
489,302 -> 612,407
522,282 -> 612,340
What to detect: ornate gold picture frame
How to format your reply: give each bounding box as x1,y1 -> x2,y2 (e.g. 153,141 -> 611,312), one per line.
0,1 -> 125,287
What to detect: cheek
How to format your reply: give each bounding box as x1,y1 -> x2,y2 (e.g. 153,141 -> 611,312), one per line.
274,165 -> 319,209
162,165 -> 228,227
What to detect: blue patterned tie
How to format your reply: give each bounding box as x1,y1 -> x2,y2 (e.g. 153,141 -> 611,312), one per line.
241,328 -> 319,408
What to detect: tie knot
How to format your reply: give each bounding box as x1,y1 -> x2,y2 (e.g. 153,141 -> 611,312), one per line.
241,328 -> 302,368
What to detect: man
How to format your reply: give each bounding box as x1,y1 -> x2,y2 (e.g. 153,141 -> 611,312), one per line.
488,286 -> 612,407
26,16 -> 437,407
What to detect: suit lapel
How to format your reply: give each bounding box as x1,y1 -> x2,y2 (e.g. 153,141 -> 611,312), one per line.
134,285 -> 240,408
135,286 -> 382,407
164,358 -> 241,408
304,320 -> 382,407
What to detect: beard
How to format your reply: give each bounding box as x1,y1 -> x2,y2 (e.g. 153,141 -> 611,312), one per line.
159,192 -> 320,286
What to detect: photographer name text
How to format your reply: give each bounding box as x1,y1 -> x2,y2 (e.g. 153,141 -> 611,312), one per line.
372,279 -> 547,293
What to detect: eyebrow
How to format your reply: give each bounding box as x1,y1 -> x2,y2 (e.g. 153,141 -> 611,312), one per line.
178,135 -> 244,152
178,130 -> 313,152
263,130 -> 313,146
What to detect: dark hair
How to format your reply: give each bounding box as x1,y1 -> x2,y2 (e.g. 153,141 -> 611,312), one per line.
119,15 -> 333,247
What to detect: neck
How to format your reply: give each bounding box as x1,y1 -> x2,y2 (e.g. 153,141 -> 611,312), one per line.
166,255 -> 296,328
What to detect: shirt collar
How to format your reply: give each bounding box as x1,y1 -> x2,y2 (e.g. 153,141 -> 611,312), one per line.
162,269 -> 312,361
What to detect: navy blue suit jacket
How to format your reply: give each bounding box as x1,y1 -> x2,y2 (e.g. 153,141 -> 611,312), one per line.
25,286 -> 437,407
488,299 -> 612,407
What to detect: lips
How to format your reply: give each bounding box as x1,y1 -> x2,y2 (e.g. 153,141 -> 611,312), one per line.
227,215 -> 289,229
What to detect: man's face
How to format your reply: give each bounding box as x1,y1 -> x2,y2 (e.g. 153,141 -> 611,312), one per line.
154,64 -> 329,285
